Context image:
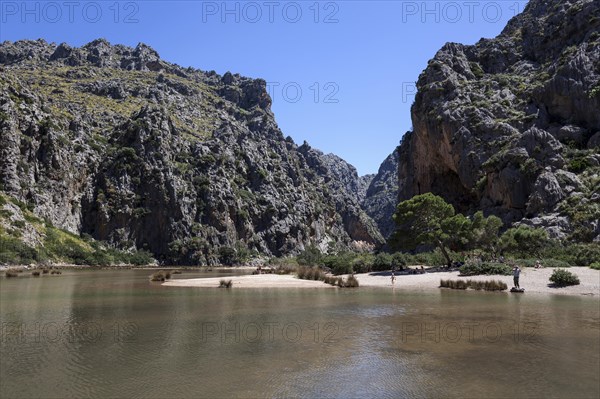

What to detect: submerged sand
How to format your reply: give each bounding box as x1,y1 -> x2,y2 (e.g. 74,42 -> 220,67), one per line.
163,267 -> 600,297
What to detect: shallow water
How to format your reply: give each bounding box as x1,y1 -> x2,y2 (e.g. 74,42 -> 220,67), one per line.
1,270 -> 599,398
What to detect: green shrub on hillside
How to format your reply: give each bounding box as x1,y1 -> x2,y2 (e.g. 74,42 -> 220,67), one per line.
469,62 -> 484,79
0,235 -> 45,264
127,250 -> 155,266
218,246 -> 236,266
44,229 -> 90,265
0,191 -> 155,266
567,157 -> 591,173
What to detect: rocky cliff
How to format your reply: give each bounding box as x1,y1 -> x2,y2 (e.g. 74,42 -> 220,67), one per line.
398,0 -> 600,242
363,151 -> 399,239
0,39 -> 384,264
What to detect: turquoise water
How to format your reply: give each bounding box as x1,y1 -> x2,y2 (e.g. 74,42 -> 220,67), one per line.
1,269 -> 599,398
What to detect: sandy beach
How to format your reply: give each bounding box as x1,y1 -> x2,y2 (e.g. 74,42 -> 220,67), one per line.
357,267 -> 600,296
163,267 -> 600,297
163,273 -> 335,288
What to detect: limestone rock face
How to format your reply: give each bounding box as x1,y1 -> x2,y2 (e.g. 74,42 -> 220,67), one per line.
397,0 -> 600,241
362,151 -> 399,239
0,39 -> 383,264
526,171 -> 565,215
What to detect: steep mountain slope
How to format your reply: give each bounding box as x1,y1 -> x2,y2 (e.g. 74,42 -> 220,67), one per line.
363,151 -> 399,239
0,39 -> 383,265
398,0 -> 600,242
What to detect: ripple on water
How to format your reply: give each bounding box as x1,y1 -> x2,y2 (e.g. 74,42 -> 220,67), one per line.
1,271 -> 599,398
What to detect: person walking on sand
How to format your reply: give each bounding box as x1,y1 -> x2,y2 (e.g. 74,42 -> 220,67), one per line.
513,265 -> 521,289
391,270 -> 396,285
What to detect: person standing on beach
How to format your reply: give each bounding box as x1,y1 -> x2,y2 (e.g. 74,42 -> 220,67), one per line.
391,270 -> 396,285
513,265 -> 521,288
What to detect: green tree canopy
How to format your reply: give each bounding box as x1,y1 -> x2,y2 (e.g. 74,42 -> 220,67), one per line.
470,211 -> 503,255
391,193 -> 471,266
297,245 -> 323,266
499,226 -> 549,257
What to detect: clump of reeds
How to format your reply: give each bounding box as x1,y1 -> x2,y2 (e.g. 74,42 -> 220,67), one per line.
323,276 -> 337,285
457,280 -> 469,290
42,269 -> 49,274
219,279 -> 233,288
5,271 -> 18,278
322,275 -> 359,288
150,271 -> 171,282
485,280 -> 507,291
344,275 -> 359,288
440,279 -> 469,289
274,264 -> 297,275
296,266 -> 325,281
31,271 -> 40,277
469,280 -> 508,291
296,266 -> 359,288
297,267 -> 307,279
440,279 -> 507,291
50,270 -> 62,275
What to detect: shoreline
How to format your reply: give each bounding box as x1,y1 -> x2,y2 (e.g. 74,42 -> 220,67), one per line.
163,267 -> 600,297
163,274 -> 336,288
357,267 -> 600,296
0,264 -> 257,271
3,264 -> 598,298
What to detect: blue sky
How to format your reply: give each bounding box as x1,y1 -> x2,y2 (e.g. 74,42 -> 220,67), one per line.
1,0 -> 528,175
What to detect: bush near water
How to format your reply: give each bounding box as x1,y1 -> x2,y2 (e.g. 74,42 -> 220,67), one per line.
150,271 -> 171,282
549,269 -> 580,287
219,279 -> 233,288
